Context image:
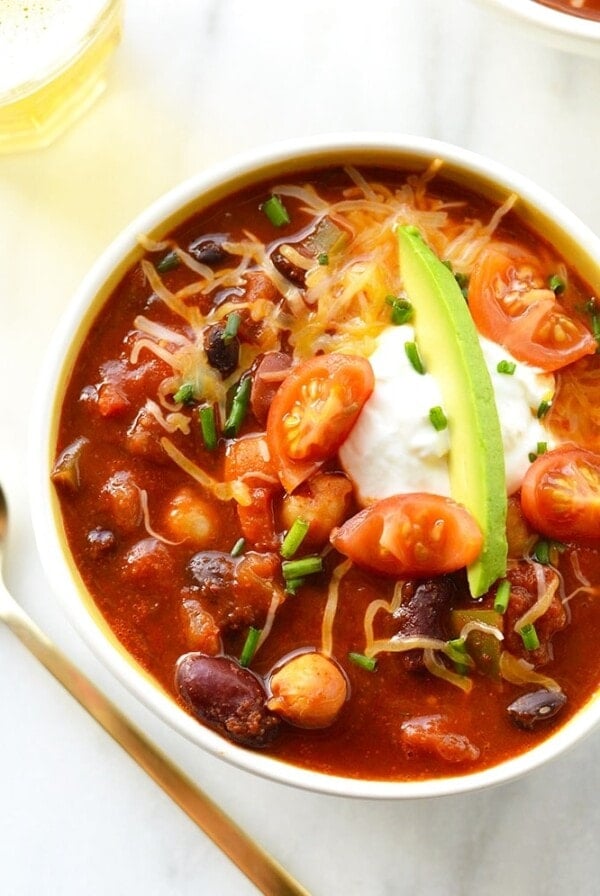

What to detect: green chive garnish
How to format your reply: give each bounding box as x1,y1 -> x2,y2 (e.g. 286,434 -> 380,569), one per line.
533,540 -> 551,564
156,250 -> 180,273
240,627 -> 261,667
404,340 -> 425,374
386,295 -> 413,326
494,579 -> 511,614
231,537 -> 246,557
446,638 -> 469,675
548,274 -> 566,294
261,195 -> 290,227
280,518 -> 310,559
282,556 -> 323,580
429,406 -> 448,432
174,383 -> 196,405
348,652 -> 377,672
223,376 -> 252,437
533,539 -> 565,565
497,359 -> 516,375
284,577 -> 305,595
519,623 -> 540,652
222,312 -> 241,345
199,404 -> 218,451
537,398 -> 552,419
529,441 -> 548,462
318,252 -> 329,265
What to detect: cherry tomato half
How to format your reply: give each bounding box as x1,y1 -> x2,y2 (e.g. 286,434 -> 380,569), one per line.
330,493 -> 483,578
267,353 -> 374,492
469,242 -> 595,372
521,447 -> 600,541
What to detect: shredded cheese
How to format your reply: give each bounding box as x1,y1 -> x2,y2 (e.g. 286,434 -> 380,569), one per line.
160,437 -> 252,505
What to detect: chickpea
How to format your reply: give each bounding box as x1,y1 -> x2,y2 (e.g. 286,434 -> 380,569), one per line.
267,652 -> 348,729
280,473 -> 353,549
164,487 -> 219,546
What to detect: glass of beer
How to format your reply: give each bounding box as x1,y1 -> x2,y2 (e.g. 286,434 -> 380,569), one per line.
0,0 -> 123,154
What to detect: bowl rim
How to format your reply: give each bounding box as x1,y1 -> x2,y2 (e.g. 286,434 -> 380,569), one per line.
30,131 -> 600,800
474,0 -> 600,51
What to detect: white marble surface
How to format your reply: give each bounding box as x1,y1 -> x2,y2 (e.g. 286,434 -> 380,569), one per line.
1,1 -> 600,894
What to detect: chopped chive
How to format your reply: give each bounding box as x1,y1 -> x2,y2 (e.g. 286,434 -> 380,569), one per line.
222,312 -> 241,345
199,404 -> 218,451
537,398 -> 552,419
261,195 -> 290,227
533,540 -> 551,564
348,652 -> 377,672
282,556 -> 323,580
240,627 -> 261,667
223,376 -> 252,437
230,537 -> 246,557
156,250 -> 180,273
454,271 -> 469,292
404,340 -> 425,374
548,274 -> 566,294
494,579 -> 511,614
591,313 -> 600,346
519,623 -> 540,652
386,295 -> 413,326
429,405 -> 448,432
497,359 -> 516,375
529,440 -> 548,462
173,383 -> 196,405
318,252 -> 329,265
280,518 -> 310,559
284,577 -> 305,595
533,539 -> 565,565
446,637 -> 470,675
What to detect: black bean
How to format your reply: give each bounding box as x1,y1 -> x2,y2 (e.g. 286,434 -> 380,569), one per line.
507,689 -> 567,730
175,653 -> 280,747
188,236 -> 231,266
270,247 -> 307,287
203,323 -> 239,377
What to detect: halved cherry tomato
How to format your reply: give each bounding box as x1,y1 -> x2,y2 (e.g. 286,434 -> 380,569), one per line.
330,493 -> 483,577
548,356 -> 600,453
521,447 -> 600,541
267,353 -> 374,492
469,242 -> 595,372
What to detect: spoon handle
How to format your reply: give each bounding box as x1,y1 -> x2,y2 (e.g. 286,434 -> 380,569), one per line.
0,583 -> 311,896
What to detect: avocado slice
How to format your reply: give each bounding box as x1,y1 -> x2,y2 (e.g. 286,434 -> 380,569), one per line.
397,225 -> 507,597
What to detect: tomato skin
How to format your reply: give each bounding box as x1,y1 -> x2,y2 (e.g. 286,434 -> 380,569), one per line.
521,447 -> 600,541
469,242 -> 596,372
266,353 -> 374,492
330,493 -> 483,578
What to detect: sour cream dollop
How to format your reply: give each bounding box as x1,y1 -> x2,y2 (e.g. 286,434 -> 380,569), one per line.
339,325 -> 555,505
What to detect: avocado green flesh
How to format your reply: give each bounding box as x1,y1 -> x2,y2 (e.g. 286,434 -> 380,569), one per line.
397,225 -> 507,597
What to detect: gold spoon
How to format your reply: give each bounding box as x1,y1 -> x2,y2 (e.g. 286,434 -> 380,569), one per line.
0,483 -> 311,896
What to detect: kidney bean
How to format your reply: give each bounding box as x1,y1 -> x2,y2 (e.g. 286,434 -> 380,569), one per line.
507,689 -> 567,730
203,322 -> 239,377
250,351 -> 291,424
176,653 -> 280,748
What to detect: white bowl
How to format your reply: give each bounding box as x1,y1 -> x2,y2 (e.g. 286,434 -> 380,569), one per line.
472,0 -> 600,56
30,133 -> 600,799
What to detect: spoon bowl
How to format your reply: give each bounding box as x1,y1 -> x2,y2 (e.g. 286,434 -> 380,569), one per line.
0,481 -> 309,896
